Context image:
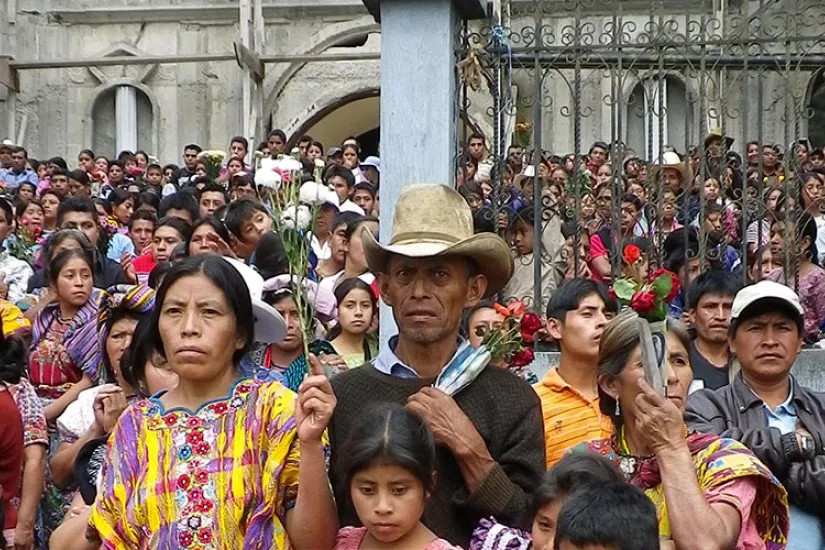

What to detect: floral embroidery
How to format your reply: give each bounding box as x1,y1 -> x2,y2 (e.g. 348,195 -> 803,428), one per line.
134,381 -> 255,550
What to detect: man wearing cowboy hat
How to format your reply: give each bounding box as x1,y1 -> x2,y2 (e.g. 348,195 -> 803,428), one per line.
704,128 -> 735,166
327,183 -> 545,547
649,151 -> 698,224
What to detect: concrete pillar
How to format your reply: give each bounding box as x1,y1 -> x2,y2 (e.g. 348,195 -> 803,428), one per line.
363,0 -> 485,343
115,86 -> 137,154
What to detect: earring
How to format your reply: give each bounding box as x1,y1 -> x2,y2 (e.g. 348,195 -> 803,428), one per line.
614,399 -> 621,416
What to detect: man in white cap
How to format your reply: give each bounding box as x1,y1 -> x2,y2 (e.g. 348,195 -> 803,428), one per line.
686,281 -> 824,548
328,183 -> 545,548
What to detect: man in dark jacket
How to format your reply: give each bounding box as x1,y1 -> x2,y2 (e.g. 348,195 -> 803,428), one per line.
686,281 -> 824,547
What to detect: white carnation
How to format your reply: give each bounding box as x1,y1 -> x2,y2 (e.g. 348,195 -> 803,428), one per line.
280,204 -> 312,231
254,168 -> 282,189
299,181 -> 334,206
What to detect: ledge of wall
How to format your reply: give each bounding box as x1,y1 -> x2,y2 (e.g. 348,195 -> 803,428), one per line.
532,350 -> 825,392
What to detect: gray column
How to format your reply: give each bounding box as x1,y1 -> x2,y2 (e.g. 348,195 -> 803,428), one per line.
366,0 -> 484,343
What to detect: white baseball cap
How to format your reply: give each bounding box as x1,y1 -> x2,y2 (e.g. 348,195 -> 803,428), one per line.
360,156 -> 380,172
731,280 -> 804,323
223,257 -> 286,343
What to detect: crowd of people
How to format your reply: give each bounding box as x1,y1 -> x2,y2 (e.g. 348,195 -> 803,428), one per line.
0,126 -> 819,550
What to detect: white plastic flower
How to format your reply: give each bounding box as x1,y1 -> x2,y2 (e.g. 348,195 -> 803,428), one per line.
280,204 -> 312,231
254,168 -> 282,189
272,156 -> 303,174
299,181 -> 335,206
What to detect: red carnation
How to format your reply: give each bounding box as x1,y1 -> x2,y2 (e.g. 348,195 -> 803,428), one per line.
629,290 -> 657,313
622,243 -> 640,264
608,287 -> 617,301
510,348 -> 535,367
519,313 -> 542,343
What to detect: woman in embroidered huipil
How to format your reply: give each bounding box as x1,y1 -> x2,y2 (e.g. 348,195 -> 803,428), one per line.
572,310 -> 789,550
28,248 -> 104,421
28,247 -> 105,537
82,255 -> 337,550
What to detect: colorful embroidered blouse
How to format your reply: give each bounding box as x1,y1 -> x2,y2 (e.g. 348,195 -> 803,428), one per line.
575,431 -> 789,550
5,378 -> 48,447
29,289 -> 105,398
89,379 -> 303,550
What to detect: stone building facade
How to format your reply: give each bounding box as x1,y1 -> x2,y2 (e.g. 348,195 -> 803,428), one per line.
0,0 -> 823,163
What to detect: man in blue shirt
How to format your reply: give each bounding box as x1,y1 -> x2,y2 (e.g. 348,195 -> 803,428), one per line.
0,146 -> 38,191
686,281 -> 825,549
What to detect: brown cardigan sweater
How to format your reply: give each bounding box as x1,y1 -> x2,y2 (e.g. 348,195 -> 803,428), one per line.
328,362 -> 546,548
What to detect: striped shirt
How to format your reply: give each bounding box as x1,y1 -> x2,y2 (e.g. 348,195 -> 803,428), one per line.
534,367 -> 613,467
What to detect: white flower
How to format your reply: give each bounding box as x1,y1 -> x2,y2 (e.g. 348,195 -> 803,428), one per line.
254,168 -> 282,189
272,156 -> 303,174
280,204 -> 312,231
314,158 -> 326,169
290,147 -> 301,157
299,181 -> 334,206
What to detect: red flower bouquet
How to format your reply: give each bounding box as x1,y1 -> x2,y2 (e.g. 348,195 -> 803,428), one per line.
612,269 -> 680,321
481,300 -> 542,370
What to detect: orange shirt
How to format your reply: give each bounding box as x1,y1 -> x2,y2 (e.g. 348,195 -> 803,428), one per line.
533,367 -> 613,467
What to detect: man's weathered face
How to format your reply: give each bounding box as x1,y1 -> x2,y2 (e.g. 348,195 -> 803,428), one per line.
730,311 -> 802,383
183,148 -> 199,170
690,293 -> 734,345
379,255 -> 486,345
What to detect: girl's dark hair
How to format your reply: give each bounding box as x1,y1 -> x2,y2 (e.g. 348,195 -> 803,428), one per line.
252,232 -> 289,280
15,198 -> 42,222
326,278 -> 377,351
187,216 -> 231,255
40,188 -> 61,205
774,210 -> 819,265
121,316 -> 162,397
150,255 -> 254,364
148,261 -> 173,289
137,190 -> 161,212
344,216 -> 378,241
155,216 -> 193,243
15,181 -> 37,197
78,149 -> 94,159
526,453 -> 622,527
47,247 -> 94,284
337,404 -> 436,503
0,333 -> 29,385
42,229 -> 95,263
105,187 -> 132,214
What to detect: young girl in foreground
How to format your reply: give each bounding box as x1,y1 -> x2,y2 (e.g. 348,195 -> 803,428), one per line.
335,404 -> 458,550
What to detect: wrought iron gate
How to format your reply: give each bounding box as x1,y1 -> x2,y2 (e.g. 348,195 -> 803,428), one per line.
455,0 -> 825,316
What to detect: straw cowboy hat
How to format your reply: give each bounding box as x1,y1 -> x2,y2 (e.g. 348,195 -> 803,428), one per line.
648,151 -> 688,183
361,183 -> 514,297
704,128 -> 735,149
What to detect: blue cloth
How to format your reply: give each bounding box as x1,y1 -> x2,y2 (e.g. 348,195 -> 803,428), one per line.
667,290 -> 685,319
763,384 -> 825,550
0,168 -> 37,190
105,232 -> 135,262
373,336 -> 471,379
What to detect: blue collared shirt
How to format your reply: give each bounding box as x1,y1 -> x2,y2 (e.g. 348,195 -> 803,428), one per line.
760,382 -> 824,550
373,336 -> 471,379
0,168 -> 37,190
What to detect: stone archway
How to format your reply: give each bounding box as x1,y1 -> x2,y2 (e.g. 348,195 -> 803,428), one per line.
291,90 -> 380,155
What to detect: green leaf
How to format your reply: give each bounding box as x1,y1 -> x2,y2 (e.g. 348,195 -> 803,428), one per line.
613,279 -> 637,301
650,274 -> 673,300
645,300 -> 668,322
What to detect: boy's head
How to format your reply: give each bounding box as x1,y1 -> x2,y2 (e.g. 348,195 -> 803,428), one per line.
511,206 -> 536,256
546,279 -> 617,361
459,181 -> 483,212
145,164 -> 163,186
687,270 -> 742,348
222,198 -> 272,259
529,453 -> 622,550
553,483 -> 659,550
158,191 -> 199,224
703,202 -> 724,237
